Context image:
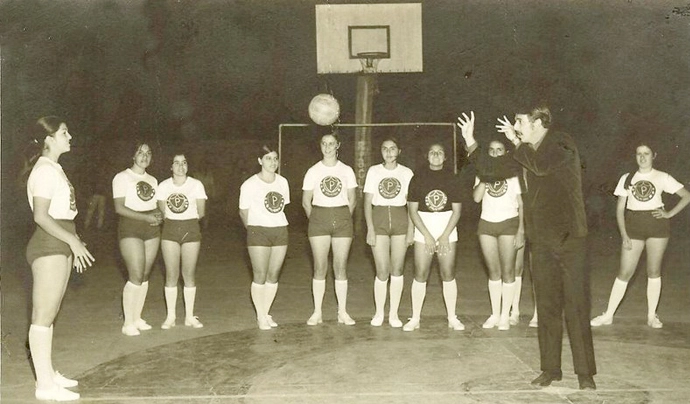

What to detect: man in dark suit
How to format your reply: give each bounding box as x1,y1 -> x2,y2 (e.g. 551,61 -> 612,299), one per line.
496,104 -> 596,390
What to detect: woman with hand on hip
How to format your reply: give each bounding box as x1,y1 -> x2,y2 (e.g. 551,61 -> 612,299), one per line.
302,131 -> 358,326
404,142 -> 463,332
157,153 -> 208,329
363,138 -> 414,327
591,143 -> 690,329
24,116 -> 94,401
112,142 -> 162,336
239,145 -> 290,330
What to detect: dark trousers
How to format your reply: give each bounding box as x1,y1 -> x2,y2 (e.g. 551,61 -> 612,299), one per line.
531,236 -> 596,376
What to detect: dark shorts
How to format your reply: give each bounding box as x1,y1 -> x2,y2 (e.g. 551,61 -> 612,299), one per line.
308,206 -> 353,238
372,205 -> 408,236
118,213 -> 161,241
477,217 -> 519,237
161,219 -> 202,244
26,220 -> 75,265
247,225 -> 289,247
625,210 -> 670,240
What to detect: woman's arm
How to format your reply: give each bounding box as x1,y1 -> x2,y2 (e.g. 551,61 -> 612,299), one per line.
436,203 -> 462,256
473,182 -> 486,203
347,187 -> 357,215
239,208 -> 249,228
616,195 -> 632,250
113,197 -> 160,225
408,201 -> 436,255
363,192 -> 376,246
302,190 -> 314,219
653,187 -> 690,219
515,194 -> 525,249
196,199 -> 206,220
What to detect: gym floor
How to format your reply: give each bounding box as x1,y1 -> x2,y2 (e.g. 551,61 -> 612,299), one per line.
2,219 -> 690,403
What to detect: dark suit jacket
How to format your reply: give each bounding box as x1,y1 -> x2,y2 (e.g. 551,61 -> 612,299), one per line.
513,130 -> 588,245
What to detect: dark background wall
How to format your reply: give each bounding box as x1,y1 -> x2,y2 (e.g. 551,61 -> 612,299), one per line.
2,0 -> 689,248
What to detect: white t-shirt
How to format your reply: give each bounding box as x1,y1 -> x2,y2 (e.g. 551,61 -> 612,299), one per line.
475,176 -> 521,223
614,169 -> 684,211
363,163 -> 414,207
112,168 -> 159,212
239,173 -> 290,227
27,156 -> 78,220
302,161 -> 357,207
157,176 -> 208,220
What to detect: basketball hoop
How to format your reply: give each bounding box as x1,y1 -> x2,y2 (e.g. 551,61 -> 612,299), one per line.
357,52 -> 387,74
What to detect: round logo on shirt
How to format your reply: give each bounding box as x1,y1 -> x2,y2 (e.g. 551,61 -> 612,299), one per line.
631,180 -> 655,202
264,191 -> 285,213
166,193 -> 189,214
486,180 -> 508,198
136,181 -> 156,201
320,176 -> 342,198
67,179 -> 77,211
378,177 -> 401,199
425,189 -> 448,212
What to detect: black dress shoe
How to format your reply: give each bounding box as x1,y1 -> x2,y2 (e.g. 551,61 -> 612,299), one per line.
578,375 -> 596,390
531,370 -> 563,386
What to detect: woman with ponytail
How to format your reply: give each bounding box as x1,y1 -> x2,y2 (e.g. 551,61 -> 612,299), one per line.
25,116 -> 94,401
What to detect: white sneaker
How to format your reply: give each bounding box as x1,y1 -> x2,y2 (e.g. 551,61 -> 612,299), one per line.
54,371 -> 78,388
266,315 -> 278,328
257,316 -> 272,330
509,312 -> 520,326
161,317 -> 176,330
590,313 -> 613,327
121,324 -> 140,336
403,318 -> 420,332
136,319 -> 152,331
448,316 -> 465,331
338,312 -> 356,326
35,385 -> 80,401
370,314 -> 384,327
482,315 -> 499,329
647,314 -> 663,329
529,316 -> 538,328
388,314 -> 403,328
185,316 -> 204,328
306,312 -> 322,326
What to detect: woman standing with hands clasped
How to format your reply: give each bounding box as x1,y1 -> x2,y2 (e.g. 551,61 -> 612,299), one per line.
302,131 -> 358,326
239,145 -> 290,330
112,142 -> 162,336
363,138 -> 414,327
24,116 -> 94,401
157,153 -> 208,329
403,141 -> 464,332
591,142 -> 690,329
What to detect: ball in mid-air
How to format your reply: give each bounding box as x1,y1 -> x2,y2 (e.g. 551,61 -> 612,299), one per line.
308,94 -> 340,126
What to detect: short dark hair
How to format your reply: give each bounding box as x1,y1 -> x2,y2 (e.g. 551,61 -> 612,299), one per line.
515,104 -> 552,128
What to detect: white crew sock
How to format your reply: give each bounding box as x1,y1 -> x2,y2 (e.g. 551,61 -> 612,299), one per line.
29,324 -> 54,390
183,286 -> 197,319
389,275 -> 404,317
164,286 -> 178,320
251,282 -> 266,318
312,279 -> 326,313
135,280 -> 149,322
647,277 -> 661,317
373,277 -> 387,317
604,278 -> 629,317
500,282 -> 516,321
335,279 -> 349,313
442,279 -> 458,318
410,280 -> 427,319
264,282 -> 278,315
122,281 -> 140,326
488,279 -> 502,317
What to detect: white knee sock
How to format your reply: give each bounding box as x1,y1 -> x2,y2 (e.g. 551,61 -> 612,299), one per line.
389,275 -> 404,317
604,278 -> 628,317
122,281 -> 140,326
373,277 -> 387,317
647,277 -> 661,317
410,280 -> 427,319
29,324 -> 54,389
501,282 -> 516,321
335,279 -> 349,313
251,282 -> 266,318
164,286 -> 178,320
512,276 -> 522,314
312,279 -> 326,313
442,279 -> 458,319
488,279 -> 502,317
183,286 -> 197,319
135,281 -> 149,322
264,282 -> 278,315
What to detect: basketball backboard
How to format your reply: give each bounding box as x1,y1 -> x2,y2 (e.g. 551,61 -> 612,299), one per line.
315,3 -> 423,74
